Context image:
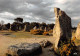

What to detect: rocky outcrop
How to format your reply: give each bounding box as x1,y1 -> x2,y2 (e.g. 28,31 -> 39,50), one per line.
76,23 -> 80,39
53,8 -> 72,49
6,43 -> 42,56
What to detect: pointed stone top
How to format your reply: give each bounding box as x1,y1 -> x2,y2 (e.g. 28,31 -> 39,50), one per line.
54,7 -> 61,12
54,7 -> 64,17
54,7 -> 69,18
54,7 -> 60,10
54,7 -> 60,16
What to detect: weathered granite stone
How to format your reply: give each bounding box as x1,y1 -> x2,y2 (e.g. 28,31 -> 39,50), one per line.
44,27 -> 47,32
40,26 -> 42,30
23,25 -> 26,31
33,26 -> 37,30
6,43 -> 42,56
53,7 -> 72,49
76,23 -> 80,39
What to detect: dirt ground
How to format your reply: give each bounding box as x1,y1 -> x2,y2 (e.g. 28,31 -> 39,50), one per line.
0,31 -> 80,56
0,34 -> 56,56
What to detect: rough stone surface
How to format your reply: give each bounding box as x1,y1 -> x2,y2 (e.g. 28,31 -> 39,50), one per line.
40,26 -> 42,30
39,40 -> 52,48
53,8 -> 72,49
76,23 -> 80,39
33,26 -> 37,30
23,25 -> 26,31
44,27 -> 47,32
6,43 -> 42,56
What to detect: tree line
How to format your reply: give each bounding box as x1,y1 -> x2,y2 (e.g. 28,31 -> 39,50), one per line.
0,17 -> 54,31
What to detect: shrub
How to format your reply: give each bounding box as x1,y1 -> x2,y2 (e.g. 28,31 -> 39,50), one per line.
58,40 -> 78,56
43,32 -> 49,35
48,30 -> 53,33
72,37 -> 76,41
30,29 -> 44,35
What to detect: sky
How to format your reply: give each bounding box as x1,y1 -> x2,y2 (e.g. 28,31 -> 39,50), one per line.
0,0 -> 80,27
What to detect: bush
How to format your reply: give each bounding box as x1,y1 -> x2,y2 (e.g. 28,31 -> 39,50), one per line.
30,29 -> 44,35
72,37 -> 76,41
43,32 -> 49,35
48,30 -> 53,33
58,40 -> 78,56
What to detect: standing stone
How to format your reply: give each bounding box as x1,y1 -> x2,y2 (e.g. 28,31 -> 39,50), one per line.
33,26 -> 37,30
23,25 -> 30,32
40,26 -> 42,30
44,27 -> 47,32
10,24 -> 12,30
23,25 -> 27,31
76,23 -> 80,39
53,8 -> 72,49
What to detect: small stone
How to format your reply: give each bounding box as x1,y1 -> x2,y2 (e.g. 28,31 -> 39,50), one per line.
39,40 -> 52,48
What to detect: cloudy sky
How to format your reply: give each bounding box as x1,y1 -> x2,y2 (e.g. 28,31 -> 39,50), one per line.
0,0 -> 80,27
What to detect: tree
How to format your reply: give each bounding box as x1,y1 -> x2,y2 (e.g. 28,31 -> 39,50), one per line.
13,17 -> 23,31
40,22 -> 46,30
14,17 -> 23,23
48,23 -> 54,29
23,22 -> 30,25
40,22 -> 46,27
5,23 -> 10,29
30,22 -> 40,29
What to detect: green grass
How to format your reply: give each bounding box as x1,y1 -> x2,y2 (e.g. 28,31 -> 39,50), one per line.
0,31 -> 50,38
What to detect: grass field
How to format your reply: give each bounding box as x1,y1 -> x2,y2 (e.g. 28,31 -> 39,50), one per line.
0,30 -> 50,38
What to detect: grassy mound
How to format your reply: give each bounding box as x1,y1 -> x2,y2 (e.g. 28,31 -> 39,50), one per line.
58,41 -> 77,56
30,29 -> 44,35
43,32 -> 49,35
53,39 -> 78,56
